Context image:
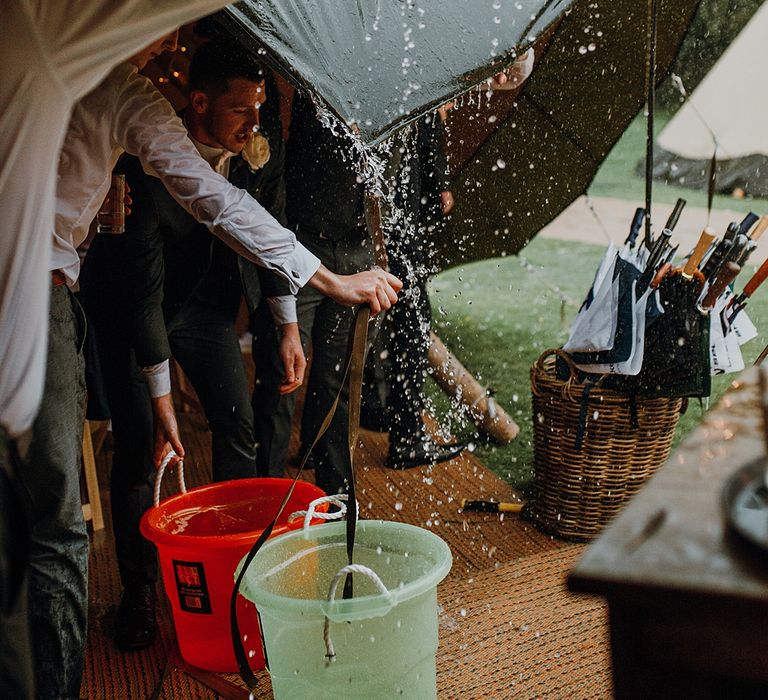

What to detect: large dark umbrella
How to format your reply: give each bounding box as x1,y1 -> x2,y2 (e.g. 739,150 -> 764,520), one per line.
218,0 -> 574,144
432,0 -> 702,269
218,1 -> 701,270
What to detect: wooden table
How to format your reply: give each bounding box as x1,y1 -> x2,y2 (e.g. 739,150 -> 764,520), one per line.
569,367 -> 768,699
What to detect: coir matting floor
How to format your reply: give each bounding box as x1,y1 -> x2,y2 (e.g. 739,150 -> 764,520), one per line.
82,384 -> 610,699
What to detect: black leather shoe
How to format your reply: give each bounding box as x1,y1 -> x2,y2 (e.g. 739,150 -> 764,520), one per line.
114,584 -> 157,651
387,439 -> 467,470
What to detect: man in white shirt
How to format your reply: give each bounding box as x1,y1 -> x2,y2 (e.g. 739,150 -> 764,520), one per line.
0,5 -> 255,697
13,23 -> 402,700
79,38 -> 306,650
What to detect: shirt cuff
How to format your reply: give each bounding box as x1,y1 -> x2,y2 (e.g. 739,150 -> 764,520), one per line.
140,359 -> 172,398
281,244 -> 321,294
267,296 -> 298,325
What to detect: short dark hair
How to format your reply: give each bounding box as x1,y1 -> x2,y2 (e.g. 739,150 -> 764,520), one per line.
189,37 -> 266,97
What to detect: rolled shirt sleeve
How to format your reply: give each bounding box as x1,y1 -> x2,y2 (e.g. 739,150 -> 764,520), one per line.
267,296 -> 298,325
113,65 -> 320,294
140,359 -> 172,398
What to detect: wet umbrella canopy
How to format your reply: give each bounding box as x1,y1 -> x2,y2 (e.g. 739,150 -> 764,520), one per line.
433,0 -> 702,268
218,0 -> 574,144
215,0 -> 702,269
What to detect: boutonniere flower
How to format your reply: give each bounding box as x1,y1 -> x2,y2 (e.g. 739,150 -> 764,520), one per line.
242,130 -> 271,170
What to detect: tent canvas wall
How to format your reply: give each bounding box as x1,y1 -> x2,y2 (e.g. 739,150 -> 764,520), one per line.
652,0 -> 768,197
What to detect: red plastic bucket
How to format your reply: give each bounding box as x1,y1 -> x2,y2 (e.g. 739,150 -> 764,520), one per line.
140,462 -> 327,673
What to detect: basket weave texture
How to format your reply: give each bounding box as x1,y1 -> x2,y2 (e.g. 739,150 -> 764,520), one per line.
529,349 -> 684,541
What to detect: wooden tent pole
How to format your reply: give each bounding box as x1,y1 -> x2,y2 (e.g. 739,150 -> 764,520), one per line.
428,331 -> 519,444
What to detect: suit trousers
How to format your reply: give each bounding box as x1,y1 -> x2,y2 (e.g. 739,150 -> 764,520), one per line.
252,227 -> 374,495
17,285 -> 88,700
96,298 -> 257,588
385,226 -> 432,448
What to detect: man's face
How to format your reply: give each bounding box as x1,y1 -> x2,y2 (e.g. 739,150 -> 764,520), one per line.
192,78 -> 267,154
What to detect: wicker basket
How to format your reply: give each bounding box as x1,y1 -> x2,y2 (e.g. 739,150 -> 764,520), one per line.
529,349 -> 685,542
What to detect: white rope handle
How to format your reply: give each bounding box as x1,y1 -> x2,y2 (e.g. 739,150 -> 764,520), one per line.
288,494 -> 351,531
153,450 -> 186,507
323,563 -> 390,665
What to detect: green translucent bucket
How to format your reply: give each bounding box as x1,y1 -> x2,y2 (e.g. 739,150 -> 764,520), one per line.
237,520 -> 452,699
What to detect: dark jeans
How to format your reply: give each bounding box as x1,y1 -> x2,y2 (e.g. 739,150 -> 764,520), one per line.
252,227 -> 374,494
96,299 -> 257,588
17,285 -> 88,700
0,427 -> 34,700
386,229 -> 432,448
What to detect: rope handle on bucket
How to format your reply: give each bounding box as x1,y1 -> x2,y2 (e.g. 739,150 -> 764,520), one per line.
323,563 -> 391,665
153,450 -> 186,507
288,494 -> 353,531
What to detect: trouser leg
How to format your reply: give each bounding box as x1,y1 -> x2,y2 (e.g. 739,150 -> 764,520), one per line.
98,339 -> 156,588
387,276 -> 431,446
169,306 -> 257,482
300,289 -> 357,495
0,428 -> 34,699
298,232 -> 375,495
387,230 -> 432,447
251,301 -> 313,477
17,285 -> 87,700
361,313 -> 391,425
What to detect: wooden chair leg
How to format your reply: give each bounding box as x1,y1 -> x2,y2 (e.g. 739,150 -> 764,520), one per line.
81,421 -> 105,531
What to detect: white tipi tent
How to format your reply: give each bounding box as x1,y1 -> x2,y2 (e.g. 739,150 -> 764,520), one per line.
652,0 -> 768,196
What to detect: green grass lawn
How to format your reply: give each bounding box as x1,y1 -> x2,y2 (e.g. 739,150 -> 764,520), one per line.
427,115 -> 768,493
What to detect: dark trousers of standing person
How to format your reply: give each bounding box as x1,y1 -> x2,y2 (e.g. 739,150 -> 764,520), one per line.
386,230 -> 432,452
252,225 -> 374,494
0,428 -> 34,700
95,298 -> 258,589
15,284 -> 88,700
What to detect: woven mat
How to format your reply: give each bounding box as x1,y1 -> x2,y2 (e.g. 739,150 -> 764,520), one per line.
437,547 -> 610,699
83,404 -> 610,698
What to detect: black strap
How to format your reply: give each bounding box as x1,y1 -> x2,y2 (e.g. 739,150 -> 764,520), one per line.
230,191 -> 386,690
229,306 -> 370,691
707,149 -> 718,220
643,0 -> 659,250
574,382 -> 595,452
342,307 -> 370,599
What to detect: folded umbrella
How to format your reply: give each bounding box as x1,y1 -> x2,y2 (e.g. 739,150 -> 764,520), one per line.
563,242 -> 620,353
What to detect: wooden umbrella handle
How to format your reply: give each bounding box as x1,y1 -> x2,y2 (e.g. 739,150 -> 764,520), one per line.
743,257 -> 768,298
700,261 -> 740,311
650,262 -> 672,289
750,215 -> 768,241
682,227 -> 715,279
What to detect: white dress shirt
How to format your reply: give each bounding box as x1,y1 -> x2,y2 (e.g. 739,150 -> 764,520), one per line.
186,133 -> 298,326
53,63 -> 319,293
0,0 -> 233,438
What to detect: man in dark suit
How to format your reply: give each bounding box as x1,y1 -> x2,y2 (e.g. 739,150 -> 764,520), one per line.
80,38 -> 303,650
361,112 -> 467,468
251,91 -> 373,495
251,93 -> 464,491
